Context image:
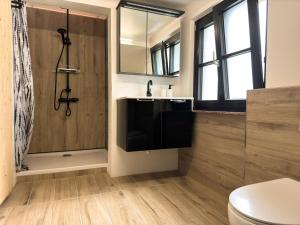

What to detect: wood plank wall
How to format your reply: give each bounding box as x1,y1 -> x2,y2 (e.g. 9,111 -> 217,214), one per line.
179,87 -> 300,192
0,0 -> 14,204
245,87 -> 300,184
179,113 -> 246,191
27,8 -> 107,153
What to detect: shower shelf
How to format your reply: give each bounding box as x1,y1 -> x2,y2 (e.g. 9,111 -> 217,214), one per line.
57,68 -> 80,74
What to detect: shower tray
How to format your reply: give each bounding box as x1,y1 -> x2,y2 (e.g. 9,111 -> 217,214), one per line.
17,149 -> 108,176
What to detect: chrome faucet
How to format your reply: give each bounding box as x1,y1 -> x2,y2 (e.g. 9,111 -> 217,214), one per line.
146,80 -> 153,97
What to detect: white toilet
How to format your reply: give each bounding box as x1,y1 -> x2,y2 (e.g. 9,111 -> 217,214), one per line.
228,178 -> 300,225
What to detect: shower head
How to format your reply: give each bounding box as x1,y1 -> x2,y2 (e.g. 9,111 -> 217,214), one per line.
57,28 -> 66,44
57,28 -> 66,35
57,28 -> 70,45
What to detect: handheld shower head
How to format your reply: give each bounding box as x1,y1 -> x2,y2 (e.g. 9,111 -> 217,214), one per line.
57,28 -> 66,34
57,28 -> 67,44
57,28 -> 71,45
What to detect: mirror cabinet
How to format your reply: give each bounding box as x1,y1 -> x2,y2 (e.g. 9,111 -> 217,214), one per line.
117,1 -> 184,77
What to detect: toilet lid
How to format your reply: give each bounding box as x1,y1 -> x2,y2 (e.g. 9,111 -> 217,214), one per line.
229,178 -> 300,225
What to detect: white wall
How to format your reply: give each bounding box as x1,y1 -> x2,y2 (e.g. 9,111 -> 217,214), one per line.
108,7 -> 181,177
266,0 -> 300,88
69,0 -> 181,177
105,0 -> 300,176
107,0 -> 226,177
178,0 -> 222,96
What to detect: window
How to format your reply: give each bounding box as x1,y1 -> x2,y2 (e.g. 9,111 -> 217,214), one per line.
151,44 -> 165,75
194,0 -> 267,111
165,33 -> 181,75
151,33 -> 180,76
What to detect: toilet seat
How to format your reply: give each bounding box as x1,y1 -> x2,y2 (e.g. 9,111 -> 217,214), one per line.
228,178 -> 300,225
228,203 -> 269,225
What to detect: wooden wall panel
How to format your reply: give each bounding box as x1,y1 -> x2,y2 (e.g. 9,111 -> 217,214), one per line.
245,87 -> 300,184
179,113 -> 246,191
179,87 -> 300,192
27,8 -> 107,153
0,0 -> 14,204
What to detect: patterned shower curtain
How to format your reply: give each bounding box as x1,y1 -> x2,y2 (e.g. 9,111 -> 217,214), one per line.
12,4 -> 34,172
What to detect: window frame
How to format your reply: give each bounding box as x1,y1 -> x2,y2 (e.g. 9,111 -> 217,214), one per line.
194,0 -> 265,112
165,32 -> 181,75
151,32 -> 180,76
151,42 -> 167,75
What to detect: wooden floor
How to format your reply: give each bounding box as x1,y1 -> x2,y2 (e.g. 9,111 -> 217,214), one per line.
0,169 -> 230,225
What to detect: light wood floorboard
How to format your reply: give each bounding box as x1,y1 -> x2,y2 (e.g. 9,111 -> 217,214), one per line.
54,177 -> 78,200
79,195 -> 113,225
52,199 -> 82,225
29,180 -> 55,204
0,171 -> 229,225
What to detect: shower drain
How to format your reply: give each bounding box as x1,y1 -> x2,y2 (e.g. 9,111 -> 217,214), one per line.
62,153 -> 72,157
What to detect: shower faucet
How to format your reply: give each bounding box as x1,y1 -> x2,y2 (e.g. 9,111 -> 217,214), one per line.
146,80 -> 153,97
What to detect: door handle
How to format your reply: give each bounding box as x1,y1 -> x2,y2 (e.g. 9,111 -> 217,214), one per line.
137,98 -> 155,102
170,99 -> 186,103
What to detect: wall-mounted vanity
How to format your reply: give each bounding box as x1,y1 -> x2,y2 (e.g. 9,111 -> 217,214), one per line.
117,97 -> 194,152
117,1 -> 184,77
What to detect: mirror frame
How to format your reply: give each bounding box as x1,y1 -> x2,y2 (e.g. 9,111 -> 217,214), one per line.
117,0 -> 184,77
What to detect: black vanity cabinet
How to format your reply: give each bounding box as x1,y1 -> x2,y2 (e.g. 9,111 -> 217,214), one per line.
162,99 -> 194,149
117,98 -> 193,152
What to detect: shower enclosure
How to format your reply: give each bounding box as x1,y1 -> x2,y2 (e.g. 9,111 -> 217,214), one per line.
26,7 -> 107,155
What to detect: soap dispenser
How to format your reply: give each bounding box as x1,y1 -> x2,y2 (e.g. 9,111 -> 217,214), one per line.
167,85 -> 174,97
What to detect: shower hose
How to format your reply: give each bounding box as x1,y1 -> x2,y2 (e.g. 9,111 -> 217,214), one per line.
53,44 -> 72,117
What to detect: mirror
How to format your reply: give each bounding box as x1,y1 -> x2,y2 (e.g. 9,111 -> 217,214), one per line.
117,2 -> 184,77
147,13 -> 180,76
119,7 -> 147,74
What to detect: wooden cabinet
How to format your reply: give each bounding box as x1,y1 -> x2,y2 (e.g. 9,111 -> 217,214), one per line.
117,98 -> 193,151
